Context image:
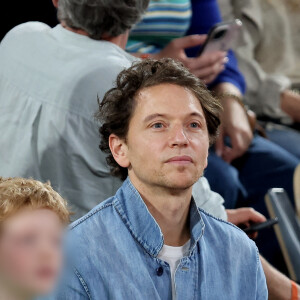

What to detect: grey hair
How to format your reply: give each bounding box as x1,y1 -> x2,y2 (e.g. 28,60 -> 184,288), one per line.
57,0 -> 149,40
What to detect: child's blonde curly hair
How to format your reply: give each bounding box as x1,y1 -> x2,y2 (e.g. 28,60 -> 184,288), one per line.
0,177 -> 70,225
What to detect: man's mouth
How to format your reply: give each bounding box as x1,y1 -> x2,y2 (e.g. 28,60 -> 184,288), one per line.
166,156 -> 193,165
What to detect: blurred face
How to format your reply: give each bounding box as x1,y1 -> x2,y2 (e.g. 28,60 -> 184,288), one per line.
0,208 -> 64,298
112,83 -> 209,190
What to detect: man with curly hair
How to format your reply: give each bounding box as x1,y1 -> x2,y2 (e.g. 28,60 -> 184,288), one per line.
56,59 -> 268,299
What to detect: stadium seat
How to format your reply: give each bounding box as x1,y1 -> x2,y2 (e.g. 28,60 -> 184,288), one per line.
265,188 -> 300,282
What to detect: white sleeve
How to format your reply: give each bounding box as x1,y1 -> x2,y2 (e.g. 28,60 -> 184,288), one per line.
192,177 -> 227,221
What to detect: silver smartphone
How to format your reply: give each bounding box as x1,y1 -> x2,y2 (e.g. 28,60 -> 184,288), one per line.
198,19 -> 242,55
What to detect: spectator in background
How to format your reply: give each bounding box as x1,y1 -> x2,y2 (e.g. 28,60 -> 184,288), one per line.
0,0 -> 148,218
0,177 -> 69,300
218,0 -> 300,159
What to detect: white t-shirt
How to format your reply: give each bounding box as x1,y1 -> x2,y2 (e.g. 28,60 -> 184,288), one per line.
158,240 -> 191,300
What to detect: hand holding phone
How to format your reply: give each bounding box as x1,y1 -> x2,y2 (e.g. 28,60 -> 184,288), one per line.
154,34 -> 226,84
243,218 -> 279,235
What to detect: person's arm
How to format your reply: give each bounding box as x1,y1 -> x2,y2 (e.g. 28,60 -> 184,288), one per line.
212,82 -> 253,163
281,90 -> 300,123
184,0 -> 253,162
260,255 -> 300,300
226,207 -> 266,239
218,0 -> 299,121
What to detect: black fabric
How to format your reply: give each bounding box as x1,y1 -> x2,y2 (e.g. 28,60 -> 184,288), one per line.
1,0 -> 58,41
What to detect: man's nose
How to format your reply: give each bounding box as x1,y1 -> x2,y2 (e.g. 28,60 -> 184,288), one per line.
168,125 -> 189,147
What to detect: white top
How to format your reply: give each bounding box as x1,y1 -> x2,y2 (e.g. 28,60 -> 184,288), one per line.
158,240 -> 191,300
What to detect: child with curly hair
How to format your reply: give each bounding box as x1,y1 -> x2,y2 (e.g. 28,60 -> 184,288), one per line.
0,177 -> 70,300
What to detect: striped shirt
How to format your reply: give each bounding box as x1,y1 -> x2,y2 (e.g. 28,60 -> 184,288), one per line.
127,0 -> 246,97
127,0 -> 192,53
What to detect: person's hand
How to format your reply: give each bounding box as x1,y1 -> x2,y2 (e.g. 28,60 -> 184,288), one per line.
153,35 -> 227,84
226,208 -> 266,239
281,89 -> 300,122
215,96 -> 253,163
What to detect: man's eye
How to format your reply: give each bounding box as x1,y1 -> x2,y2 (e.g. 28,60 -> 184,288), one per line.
152,123 -> 164,129
190,122 -> 200,128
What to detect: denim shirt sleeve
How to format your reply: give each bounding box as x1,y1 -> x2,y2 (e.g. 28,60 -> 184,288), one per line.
54,268 -> 90,300
255,250 -> 268,299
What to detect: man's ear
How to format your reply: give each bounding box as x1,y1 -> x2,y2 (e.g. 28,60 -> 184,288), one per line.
52,0 -> 59,8
109,134 -> 130,169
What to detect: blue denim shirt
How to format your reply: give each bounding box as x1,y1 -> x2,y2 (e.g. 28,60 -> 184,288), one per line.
56,178 -> 267,299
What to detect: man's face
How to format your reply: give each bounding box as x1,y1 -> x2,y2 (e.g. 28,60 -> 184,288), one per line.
123,83 -> 209,190
0,208 -> 64,297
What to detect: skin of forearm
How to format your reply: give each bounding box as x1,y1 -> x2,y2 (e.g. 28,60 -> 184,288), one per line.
260,255 -> 300,300
211,82 -> 251,133
280,90 -> 300,122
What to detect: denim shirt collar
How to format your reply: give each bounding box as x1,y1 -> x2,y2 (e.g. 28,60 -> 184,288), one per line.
113,178 -> 205,257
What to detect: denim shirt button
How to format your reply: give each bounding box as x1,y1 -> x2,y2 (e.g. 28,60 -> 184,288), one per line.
156,266 -> 164,276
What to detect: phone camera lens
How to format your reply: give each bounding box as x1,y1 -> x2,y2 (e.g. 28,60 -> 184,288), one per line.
213,29 -> 227,39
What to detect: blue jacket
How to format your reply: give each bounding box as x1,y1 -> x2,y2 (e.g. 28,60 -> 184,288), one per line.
55,178 -> 267,299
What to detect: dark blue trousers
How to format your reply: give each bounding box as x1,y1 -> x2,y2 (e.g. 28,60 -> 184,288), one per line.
266,125 -> 300,160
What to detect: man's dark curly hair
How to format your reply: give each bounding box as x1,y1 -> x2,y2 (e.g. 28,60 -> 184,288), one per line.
96,58 -> 222,181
